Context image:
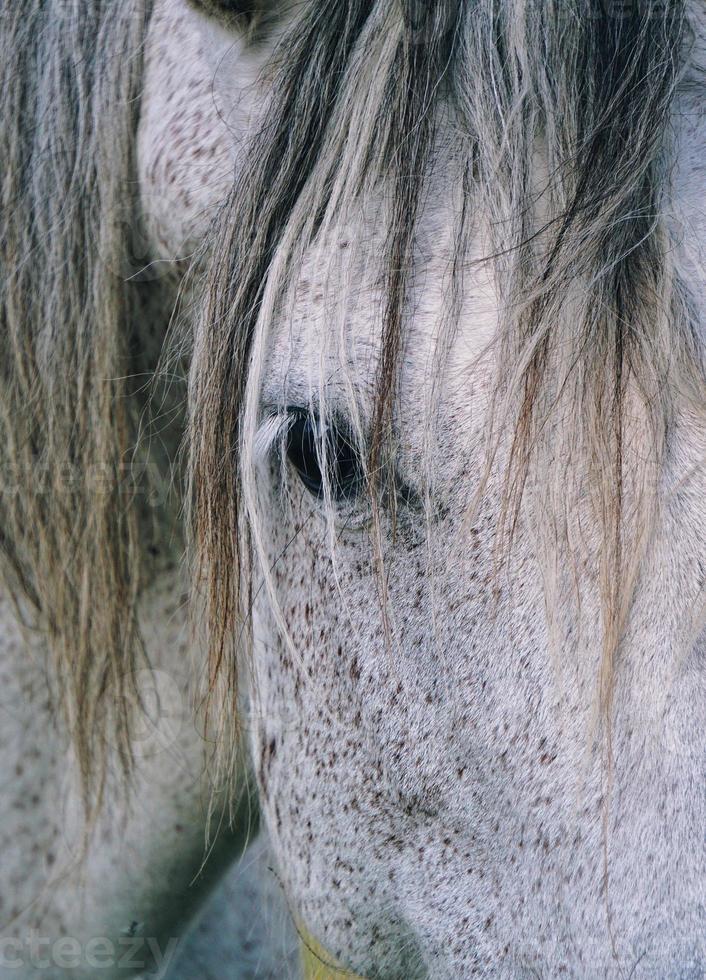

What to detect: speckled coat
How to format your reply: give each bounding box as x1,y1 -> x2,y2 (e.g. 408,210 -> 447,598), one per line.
1,2 -> 704,979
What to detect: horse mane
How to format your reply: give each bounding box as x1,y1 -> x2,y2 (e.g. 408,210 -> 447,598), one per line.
189,0 -> 704,777
0,0 -> 703,810
0,0 -> 156,812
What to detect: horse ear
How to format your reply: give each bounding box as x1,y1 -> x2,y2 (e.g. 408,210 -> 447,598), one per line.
188,0 -> 280,30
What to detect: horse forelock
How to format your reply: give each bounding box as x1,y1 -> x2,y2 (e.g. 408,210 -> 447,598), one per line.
189,0 -> 705,777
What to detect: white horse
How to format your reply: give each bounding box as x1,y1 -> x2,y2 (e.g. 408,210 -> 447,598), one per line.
0,0 -> 704,977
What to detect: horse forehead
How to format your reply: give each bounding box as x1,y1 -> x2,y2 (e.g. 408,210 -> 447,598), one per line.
138,0 -> 500,400
265,182 -> 500,420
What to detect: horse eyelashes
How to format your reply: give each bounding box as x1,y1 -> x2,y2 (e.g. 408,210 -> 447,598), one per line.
284,411 -> 362,502
187,0 -> 273,29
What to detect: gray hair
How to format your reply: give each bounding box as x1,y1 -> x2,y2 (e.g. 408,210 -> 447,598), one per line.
0,0 -> 155,814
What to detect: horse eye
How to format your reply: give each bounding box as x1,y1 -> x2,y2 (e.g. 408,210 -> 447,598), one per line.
187,0 -> 263,23
285,411 -> 362,501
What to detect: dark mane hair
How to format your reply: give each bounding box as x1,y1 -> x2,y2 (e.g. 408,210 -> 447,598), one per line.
189,0 -> 703,773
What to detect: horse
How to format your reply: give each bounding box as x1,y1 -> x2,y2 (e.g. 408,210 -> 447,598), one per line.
0,0 -> 704,976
